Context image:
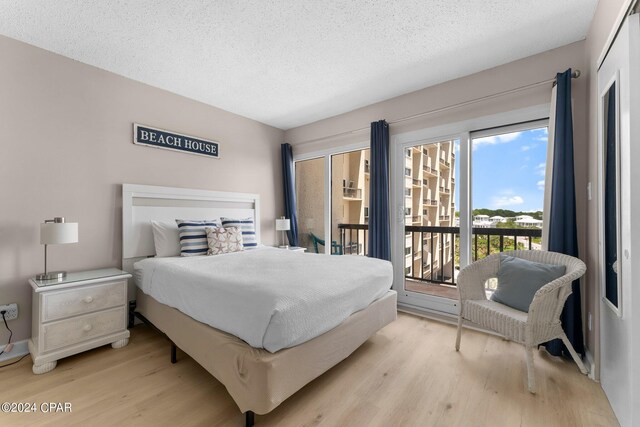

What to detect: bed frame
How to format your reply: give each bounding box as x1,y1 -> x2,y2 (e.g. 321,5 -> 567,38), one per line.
122,184 -> 397,426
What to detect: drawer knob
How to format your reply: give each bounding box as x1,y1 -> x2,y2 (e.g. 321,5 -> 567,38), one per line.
83,296 -> 94,303
83,324 -> 92,332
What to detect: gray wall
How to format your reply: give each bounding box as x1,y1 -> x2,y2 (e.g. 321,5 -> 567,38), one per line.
0,35 -> 285,343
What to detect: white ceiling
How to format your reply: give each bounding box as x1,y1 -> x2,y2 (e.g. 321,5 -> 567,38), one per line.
0,1 -> 597,130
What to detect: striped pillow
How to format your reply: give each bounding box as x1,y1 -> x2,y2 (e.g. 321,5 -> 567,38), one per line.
220,217 -> 257,248
175,219 -> 221,256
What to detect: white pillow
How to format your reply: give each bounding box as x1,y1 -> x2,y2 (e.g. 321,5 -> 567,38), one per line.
151,221 -> 181,257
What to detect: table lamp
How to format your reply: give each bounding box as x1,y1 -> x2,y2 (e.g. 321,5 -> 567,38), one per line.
36,217 -> 79,280
275,217 -> 290,249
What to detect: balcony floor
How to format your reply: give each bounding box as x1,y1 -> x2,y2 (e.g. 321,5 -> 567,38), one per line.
404,278 -> 459,299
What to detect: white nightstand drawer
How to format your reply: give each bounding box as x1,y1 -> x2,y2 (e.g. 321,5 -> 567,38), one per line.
42,306 -> 126,353
42,280 -> 126,322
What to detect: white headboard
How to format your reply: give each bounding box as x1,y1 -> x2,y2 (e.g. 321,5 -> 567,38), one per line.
122,183 -> 260,272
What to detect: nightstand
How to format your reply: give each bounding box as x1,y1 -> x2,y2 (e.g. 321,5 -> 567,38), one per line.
28,268 -> 131,374
276,246 -> 307,252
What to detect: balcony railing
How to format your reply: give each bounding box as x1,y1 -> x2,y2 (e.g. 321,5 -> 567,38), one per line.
343,187 -> 362,199
423,166 -> 437,177
337,223 -> 368,255
337,224 -> 542,286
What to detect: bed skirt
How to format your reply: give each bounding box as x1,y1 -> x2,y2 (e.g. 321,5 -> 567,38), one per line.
135,288 -> 397,414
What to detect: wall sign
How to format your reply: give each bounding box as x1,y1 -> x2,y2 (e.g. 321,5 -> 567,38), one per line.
133,124 -> 220,158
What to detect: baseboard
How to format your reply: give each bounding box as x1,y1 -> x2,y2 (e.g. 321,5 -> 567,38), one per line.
584,347 -> 596,381
397,303 -> 502,337
0,339 -> 30,363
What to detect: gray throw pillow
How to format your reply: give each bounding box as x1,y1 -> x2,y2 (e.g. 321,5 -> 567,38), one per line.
490,255 -> 566,312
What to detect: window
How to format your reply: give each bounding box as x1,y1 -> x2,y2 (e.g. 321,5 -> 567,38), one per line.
471,125 -> 547,261
471,123 -> 548,295
405,167 -> 411,176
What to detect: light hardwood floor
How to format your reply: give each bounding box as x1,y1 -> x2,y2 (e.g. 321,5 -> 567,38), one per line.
0,313 -> 618,427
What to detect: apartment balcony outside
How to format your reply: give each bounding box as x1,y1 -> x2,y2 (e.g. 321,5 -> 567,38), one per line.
440,187 -> 450,195
412,178 -> 421,187
439,157 -> 450,168
439,215 -> 451,221
423,166 -> 438,177
343,187 -> 362,199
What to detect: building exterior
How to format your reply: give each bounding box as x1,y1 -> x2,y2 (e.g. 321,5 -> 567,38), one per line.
403,141 -> 456,281
331,150 -> 370,254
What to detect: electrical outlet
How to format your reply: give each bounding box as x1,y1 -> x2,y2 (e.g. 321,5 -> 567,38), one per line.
0,303 -> 18,321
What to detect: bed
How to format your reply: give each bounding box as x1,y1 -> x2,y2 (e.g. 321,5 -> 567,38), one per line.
122,184 -> 397,426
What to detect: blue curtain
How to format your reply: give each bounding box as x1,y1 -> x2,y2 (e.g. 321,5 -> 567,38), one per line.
281,143 -> 299,247
368,120 -> 391,261
545,69 -> 584,357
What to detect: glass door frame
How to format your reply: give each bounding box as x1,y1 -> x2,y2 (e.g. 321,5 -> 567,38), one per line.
293,140 -> 369,255
390,105 -> 550,315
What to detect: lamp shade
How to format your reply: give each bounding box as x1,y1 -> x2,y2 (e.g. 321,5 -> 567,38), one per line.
275,218 -> 290,231
40,222 -> 78,245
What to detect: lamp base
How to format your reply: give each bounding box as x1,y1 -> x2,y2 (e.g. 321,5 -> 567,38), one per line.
35,271 -> 67,281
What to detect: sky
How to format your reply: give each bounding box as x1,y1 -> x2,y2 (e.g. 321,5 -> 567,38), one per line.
454,127 -> 548,212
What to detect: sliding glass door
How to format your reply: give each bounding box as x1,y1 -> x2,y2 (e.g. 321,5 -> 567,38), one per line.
295,146 -> 370,255
392,118 -> 548,314
402,140 -> 460,301
294,113 -> 549,316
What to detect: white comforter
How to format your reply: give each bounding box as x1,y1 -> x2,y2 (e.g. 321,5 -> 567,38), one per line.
134,247 -> 393,352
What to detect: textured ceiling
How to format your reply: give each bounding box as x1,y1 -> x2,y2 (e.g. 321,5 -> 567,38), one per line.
0,1 -> 597,129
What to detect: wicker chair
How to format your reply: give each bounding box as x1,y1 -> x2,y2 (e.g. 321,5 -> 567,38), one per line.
455,250 -> 588,393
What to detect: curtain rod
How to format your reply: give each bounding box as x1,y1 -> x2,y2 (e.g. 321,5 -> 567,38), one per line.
291,70 -> 580,146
